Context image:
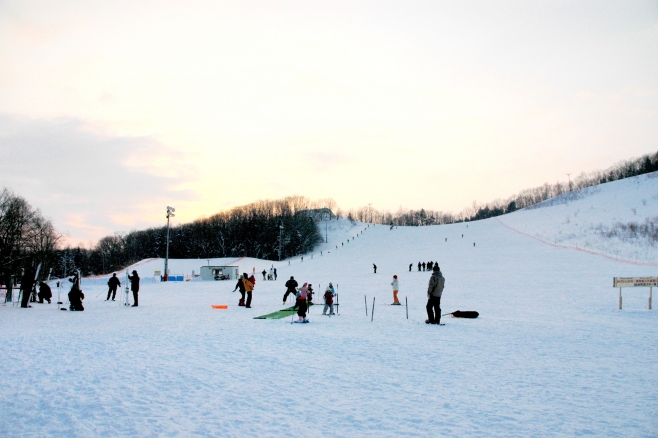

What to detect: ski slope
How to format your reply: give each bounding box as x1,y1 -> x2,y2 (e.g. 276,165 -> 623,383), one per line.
1,175 -> 657,437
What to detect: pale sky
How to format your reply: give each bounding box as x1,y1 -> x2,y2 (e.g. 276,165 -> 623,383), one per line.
1,0 -> 656,246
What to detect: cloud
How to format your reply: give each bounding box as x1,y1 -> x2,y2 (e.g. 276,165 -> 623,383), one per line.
0,114 -> 198,245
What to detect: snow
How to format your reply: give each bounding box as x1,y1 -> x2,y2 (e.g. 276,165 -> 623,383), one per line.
1,176 -> 657,437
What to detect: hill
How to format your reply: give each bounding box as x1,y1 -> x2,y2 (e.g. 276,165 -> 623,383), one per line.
1,173 -> 656,437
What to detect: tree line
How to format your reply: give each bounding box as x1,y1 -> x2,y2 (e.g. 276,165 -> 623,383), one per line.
344,151 -> 658,226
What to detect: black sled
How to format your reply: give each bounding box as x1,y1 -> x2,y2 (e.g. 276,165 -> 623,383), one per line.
446,310 -> 479,319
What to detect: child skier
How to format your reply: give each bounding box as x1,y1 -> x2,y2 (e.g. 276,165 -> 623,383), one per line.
323,283 -> 335,315
296,283 -> 309,322
391,275 -> 400,305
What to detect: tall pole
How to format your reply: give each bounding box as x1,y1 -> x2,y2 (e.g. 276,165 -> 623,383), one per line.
325,213 -> 328,243
165,206 -> 175,281
278,222 -> 283,261
566,173 -> 572,192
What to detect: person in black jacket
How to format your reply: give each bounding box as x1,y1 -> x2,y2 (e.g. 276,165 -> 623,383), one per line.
127,270 -> 140,307
68,275 -> 84,311
233,274 -> 247,306
37,282 -> 52,304
283,276 -> 298,305
20,266 -> 36,308
106,273 -> 121,301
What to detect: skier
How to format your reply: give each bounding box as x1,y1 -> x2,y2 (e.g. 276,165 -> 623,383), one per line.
37,281 -> 52,304
295,283 -> 309,323
269,267 -> 274,280
391,275 -> 400,305
417,262 -> 421,271
409,263 -> 412,272
422,262 -> 426,271
19,266 -> 36,308
68,276 -> 84,311
261,269 -> 267,281
244,273 -> 254,308
323,283 -> 335,315
273,268 -> 277,281
127,270 -> 140,307
307,284 -> 314,304
283,276 -> 298,305
106,273 -> 121,301
233,273 -> 247,306
428,261 -> 433,271
373,264 -> 377,274
425,265 -> 445,325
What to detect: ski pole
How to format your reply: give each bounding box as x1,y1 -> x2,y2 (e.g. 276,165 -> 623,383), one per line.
371,297 -> 375,322
364,295 -> 368,316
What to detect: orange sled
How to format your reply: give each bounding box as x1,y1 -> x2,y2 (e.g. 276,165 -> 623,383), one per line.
211,305 -> 228,309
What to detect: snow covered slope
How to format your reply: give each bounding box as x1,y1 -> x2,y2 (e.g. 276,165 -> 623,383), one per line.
1,176 -> 656,437
499,171 -> 658,264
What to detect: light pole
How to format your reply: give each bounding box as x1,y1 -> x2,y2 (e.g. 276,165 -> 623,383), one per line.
368,203 -> 372,223
278,222 -> 284,261
164,206 -> 175,281
566,173 -> 572,192
324,212 -> 329,243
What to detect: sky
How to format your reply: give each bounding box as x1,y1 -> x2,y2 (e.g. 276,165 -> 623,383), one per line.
1,0 -> 656,246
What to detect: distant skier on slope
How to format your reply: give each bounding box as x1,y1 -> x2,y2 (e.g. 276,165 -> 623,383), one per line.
283,276 -> 298,305
425,265 -> 445,325
409,264 -> 412,272
418,262 -> 421,271
391,275 -> 400,305
262,269 -> 267,281
373,264 -> 377,274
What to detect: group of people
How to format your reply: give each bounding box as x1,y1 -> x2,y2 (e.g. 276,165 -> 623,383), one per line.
104,271 -> 140,307
389,265 -> 445,324
410,261 -> 438,272
233,272 -> 256,308
286,277 -> 337,322
260,267 -> 278,281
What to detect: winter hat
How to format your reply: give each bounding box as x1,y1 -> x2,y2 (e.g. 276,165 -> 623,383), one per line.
393,275 -> 397,279
432,265 -> 440,272
132,270 -> 138,274
290,276 -> 294,280
328,282 -> 332,286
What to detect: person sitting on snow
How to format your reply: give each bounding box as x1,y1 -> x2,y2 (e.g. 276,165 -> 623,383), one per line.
68,279 -> 84,311
37,281 -> 52,304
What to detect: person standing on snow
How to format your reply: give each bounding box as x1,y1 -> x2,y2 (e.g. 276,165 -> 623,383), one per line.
233,273 -> 247,306
373,263 -> 377,274
127,270 -> 140,307
244,273 -> 255,308
417,262 -> 421,271
273,268 -> 277,281
425,265 -> 445,324
391,275 -> 400,305
409,264 -> 412,272
20,266 -> 36,308
106,273 -> 121,301
323,283 -> 335,315
283,276 -> 298,305
295,283 -> 309,322
262,269 -> 267,281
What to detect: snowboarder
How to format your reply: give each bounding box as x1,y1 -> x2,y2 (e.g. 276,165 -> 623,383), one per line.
373,264 -> 377,274
391,275 -> 400,305
261,269 -> 267,281
283,276 -> 298,304
233,274 -> 247,306
425,265 -> 445,325
68,276 -> 84,311
19,266 -> 36,308
37,281 -> 52,304
295,283 -> 309,322
323,283 -> 335,315
127,270 -> 140,307
106,273 -> 121,301
244,274 -> 255,308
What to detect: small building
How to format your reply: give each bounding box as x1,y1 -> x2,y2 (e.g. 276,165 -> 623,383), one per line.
200,266 -> 240,281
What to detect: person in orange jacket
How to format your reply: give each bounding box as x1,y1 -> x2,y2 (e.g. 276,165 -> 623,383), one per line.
243,273 -> 255,308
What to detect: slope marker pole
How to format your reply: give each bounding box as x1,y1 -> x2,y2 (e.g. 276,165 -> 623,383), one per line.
371,297 -> 375,322
405,296 -> 408,320
364,295 -> 368,316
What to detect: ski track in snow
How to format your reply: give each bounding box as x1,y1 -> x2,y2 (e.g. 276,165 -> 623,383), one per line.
1,176 -> 657,437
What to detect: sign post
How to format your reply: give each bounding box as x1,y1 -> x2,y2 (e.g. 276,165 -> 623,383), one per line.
613,277 -> 657,310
